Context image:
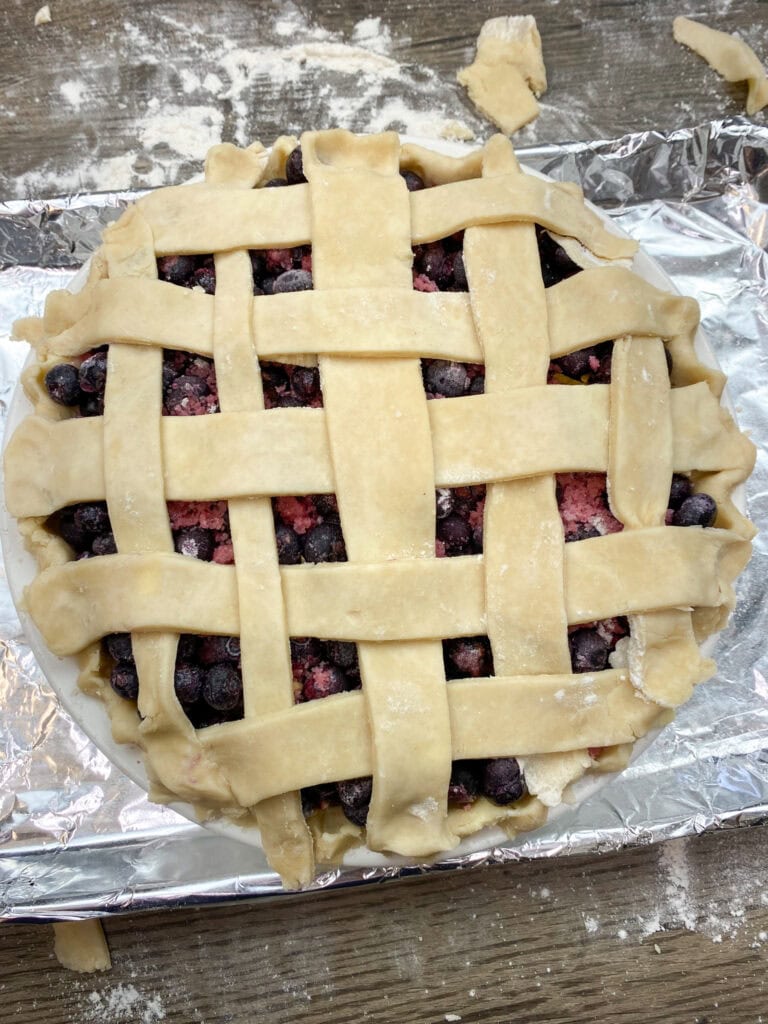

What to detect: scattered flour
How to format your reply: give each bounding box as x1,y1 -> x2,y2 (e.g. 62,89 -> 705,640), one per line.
11,3 -> 483,199
84,983 -> 166,1023
60,81 -> 87,110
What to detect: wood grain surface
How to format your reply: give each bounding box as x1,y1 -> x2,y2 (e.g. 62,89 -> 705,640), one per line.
2,1 -> 767,1022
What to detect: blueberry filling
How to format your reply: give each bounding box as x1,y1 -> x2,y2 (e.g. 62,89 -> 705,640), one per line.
536,224 -> 582,288
272,495 -> 347,564
443,636 -> 495,679
260,361 -> 322,409
548,340 -> 614,385
435,486 -> 485,557
422,359 -> 484,399
157,254 -> 216,292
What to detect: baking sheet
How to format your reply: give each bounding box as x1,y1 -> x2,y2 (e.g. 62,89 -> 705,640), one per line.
1,118 -> 766,921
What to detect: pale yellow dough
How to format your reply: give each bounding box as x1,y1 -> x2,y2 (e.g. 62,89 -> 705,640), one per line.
5,130 -> 756,887
458,16 -> 547,134
52,920 -> 111,973
673,16 -> 768,115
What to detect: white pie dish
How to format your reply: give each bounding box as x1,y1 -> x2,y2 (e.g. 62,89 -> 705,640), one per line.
0,134 -> 743,876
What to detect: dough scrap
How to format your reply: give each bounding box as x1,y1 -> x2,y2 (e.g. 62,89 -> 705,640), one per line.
52,920 -> 112,973
673,16 -> 768,116
458,15 -> 547,135
34,5 -> 51,26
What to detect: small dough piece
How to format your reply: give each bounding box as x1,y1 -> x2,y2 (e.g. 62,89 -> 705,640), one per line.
673,16 -> 768,116
53,920 -> 112,973
34,5 -> 52,26
458,15 -> 547,135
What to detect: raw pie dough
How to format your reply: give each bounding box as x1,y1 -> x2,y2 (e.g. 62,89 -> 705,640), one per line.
458,16 -> 547,134
673,16 -> 768,115
52,920 -> 111,973
4,130 -> 756,888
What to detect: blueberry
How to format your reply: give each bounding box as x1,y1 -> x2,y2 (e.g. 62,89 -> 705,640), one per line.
203,663 -> 242,711
672,493 -> 717,528
292,365 -> 321,402
414,242 -> 445,281
199,635 -> 241,666
558,348 -> 593,380
424,360 -> 469,398
290,637 -> 322,665
448,760 -> 481,806
565,524 -> 601,543
174,662 -> 204,706
105,633 -> 133,663
444,636 -> 494,679
261,362 -> 289,391
327,641 -> 358,671
44,363 -> 82,406
337,777 -> 373,827
273,269 -> 313,293
452,250 -> 467,291
437,513 -> 472,555
157,255 -> 196,286
55,507 -> 89,552
79,393 -> 105,417
73,502 -> 110,535
668,473 -> 693,511
192,266 -> 216,294
79,352 -> 108,395
261,276 -> 276,295
304,662 -> 348,701
285,146 -> 306,185
165,374 -> 210,414
536,225 -> 581,288
400,170 -> 425,191
482,758 -> 525,805
111,662 -> 139,700
92,532 -> 117,555
174,526 -> 215,561
303,522 -> 346,563
314,494 -> 340,521
275,523 -> 302,564
435,488 -> 454,520
469,374 -> 485,395
472,521 -> 483,552
264,177 -> 289,187
568,628 -> 609,673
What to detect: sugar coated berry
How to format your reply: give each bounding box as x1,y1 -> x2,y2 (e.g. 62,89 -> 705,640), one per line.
193,266 -> 216,294
437,513 -> 472,555
92,532 -> 117,556
285,146 -> 306,184
105,632 -> 133,663
448,760 -> 481,806
111,662 -> 139,700
73,502 -> 110,535
444,636 -> 494,679
327,641 -> 358,671
174,526 -> 215,561
668,473 -> 693,510
199,635 -> 241,666
292,365 -> 321,402
400,169 -> 425,191
568,628 -> 609,673
44,363 -> 82,406
55,507 -> 89,552
303,662 -> 348,701
424,360 -> 469,398
337,776 -> 373,827
79,351 -> 108,395
203,663 -> 242,711
482,758 -> 525,805
303,522 -> 346,562
672,493 -> 717,528
174,662 -> 204,706
275,523 -> 302,564
290,637 -> 322,666
157,255 -> 196,286
558,348 -> 593,380
435,488 -> 454,520
273,269 -> 313,293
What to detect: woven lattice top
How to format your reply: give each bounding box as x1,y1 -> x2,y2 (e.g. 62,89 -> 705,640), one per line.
6,130 -> 755,886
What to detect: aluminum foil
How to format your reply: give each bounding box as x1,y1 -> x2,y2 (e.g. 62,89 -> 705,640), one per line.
1,118 -> 766,921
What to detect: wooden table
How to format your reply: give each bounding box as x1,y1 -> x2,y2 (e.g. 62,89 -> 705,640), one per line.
2,2 -> 767,1021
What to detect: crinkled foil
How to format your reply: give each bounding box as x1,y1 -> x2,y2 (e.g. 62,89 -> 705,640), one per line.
1,119 -> 767,921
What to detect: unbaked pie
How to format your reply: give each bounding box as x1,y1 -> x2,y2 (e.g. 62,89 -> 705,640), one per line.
4,130 -> 756,887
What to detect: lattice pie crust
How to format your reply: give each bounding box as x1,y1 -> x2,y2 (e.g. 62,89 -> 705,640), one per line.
5,131 -> 755,887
